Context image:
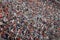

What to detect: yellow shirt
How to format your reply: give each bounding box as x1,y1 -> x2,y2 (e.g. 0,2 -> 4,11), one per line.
0,0 -> 2,3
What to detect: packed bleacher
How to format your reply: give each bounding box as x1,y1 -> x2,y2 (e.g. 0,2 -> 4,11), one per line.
0,0 -> 60,40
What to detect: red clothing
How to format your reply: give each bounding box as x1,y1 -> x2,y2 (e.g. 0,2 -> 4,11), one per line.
35,38 -> 39,40
17,38 -> 21,40
4,7 -> 8,13
0,13 -> 2,18
0,8 -> 2,18
0,8 -> 2,13
57,28 -> 60,30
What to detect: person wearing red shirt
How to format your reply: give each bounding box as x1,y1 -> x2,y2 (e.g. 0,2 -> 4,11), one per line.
0,7 -> 3,18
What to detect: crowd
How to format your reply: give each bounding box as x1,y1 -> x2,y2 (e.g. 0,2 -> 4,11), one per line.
0,0 -> 60,40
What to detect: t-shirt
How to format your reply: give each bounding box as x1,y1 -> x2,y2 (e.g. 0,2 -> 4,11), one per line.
0,0 -> 2,3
